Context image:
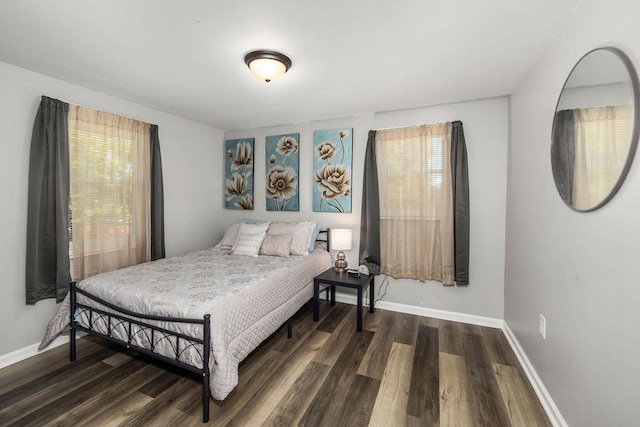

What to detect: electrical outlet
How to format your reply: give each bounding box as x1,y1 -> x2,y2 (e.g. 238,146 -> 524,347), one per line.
539,314 -> 546,339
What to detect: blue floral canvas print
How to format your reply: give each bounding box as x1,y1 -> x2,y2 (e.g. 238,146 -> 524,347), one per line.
266,133 -> 299,211
225,138 -> 254,210
313,128 -> 352,213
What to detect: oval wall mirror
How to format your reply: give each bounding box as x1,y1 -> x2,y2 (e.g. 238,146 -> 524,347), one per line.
551,47 -> 640,211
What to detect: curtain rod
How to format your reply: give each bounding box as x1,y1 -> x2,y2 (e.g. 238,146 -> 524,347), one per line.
371,120 -> 456,132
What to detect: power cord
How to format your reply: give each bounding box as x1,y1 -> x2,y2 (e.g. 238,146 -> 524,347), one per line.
375,274 -> 389,302
363,274 -> 389,308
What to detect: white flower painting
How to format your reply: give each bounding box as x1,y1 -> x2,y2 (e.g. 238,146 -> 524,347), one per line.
225,138 -> 254,210
313,128 -> 352,213
266,133 -> 299,211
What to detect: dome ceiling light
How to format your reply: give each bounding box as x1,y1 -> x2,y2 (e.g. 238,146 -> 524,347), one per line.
244,50 -> 292,83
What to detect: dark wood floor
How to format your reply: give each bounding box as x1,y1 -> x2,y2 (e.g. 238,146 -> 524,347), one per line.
0,301 -> 550,426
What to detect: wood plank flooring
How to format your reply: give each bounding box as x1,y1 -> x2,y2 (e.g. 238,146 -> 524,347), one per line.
0,301 -> 551,426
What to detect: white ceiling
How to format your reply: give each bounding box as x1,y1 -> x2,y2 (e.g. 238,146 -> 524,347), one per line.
0,0 -> 582,131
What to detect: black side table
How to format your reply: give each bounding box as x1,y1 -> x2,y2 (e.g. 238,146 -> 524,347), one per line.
313,267 -> 375,332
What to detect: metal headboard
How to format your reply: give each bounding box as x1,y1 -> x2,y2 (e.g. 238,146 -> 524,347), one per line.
315,228 -> 330,251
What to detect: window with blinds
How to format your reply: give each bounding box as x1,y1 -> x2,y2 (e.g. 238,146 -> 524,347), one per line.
375,123 -> 455,284
68,105 -> 151,280
378,134 -> 444,220
69,128 -> 134,254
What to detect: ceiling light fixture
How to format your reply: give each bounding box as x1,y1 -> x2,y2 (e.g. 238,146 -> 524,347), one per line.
244,50 -> 292,83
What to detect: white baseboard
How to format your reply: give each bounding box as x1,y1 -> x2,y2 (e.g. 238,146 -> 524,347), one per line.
502,322 -> 567,427
0,335 -> 70,369
333,292 -> 504,328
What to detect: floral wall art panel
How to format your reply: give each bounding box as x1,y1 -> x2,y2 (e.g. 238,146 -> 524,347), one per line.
313,128 -> 352,213
266,133 -> 299,211
225,138 -> 254,210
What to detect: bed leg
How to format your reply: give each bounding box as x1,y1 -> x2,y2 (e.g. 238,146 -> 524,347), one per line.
202,314 -> 211,423
287,317 -> 293,339
69,282 -> 77,362
202,373 -> 210,423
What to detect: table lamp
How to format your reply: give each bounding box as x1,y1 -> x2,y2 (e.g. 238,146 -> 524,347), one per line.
330,229 -> 352,273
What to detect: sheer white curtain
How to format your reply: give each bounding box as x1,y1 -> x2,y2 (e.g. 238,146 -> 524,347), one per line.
68,105 -> 151,280
376,123 -> 454,285
573,105 -> 632,209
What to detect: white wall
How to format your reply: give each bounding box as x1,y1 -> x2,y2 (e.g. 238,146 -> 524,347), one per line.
225,96 -> 509,319
506,0 -> 640,425
0,61 -> 224,357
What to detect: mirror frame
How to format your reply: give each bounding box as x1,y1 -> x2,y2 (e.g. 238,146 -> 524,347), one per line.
551,46 -> 640,212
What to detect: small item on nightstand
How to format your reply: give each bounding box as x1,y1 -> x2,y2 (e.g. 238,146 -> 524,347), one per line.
346,269 -> 360,277
358,264 -> 370,275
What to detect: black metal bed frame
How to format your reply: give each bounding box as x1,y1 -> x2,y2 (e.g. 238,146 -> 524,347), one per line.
68,229 -> 330,424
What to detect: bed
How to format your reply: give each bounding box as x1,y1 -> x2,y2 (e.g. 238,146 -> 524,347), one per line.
39,221 -> 331,423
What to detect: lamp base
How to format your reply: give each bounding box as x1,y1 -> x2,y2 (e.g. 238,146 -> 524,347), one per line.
334,251 -> 348,273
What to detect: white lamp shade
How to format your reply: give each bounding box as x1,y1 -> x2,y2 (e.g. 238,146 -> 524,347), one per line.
248,58 -> 288,83
330,229 -> 352,251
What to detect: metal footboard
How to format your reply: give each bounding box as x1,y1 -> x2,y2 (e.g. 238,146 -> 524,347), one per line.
69,282 -> 212,423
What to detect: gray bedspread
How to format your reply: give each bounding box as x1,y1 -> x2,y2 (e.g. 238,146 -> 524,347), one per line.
39,247 -> 331,399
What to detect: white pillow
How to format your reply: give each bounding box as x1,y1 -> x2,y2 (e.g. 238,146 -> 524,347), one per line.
267,221 -> 317,256
231,222 -> 270,251
232,230 -> 267,257
295,221 -> 319,255
216,221 -> 270,250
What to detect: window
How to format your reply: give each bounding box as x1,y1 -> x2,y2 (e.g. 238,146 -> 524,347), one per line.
68,105 -> 151,280
376,123 -> 454,284
25,96 -> 164,304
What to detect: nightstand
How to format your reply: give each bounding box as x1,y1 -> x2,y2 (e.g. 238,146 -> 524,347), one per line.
313,267 -> 375,332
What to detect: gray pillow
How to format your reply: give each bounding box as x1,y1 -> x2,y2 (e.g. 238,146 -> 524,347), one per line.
259,233 -> 293,257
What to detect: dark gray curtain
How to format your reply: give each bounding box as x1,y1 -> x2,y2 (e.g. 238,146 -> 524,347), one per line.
358,130 -> 381,274
25,96 -> 71,304
150,124 -> 166,260
551,110 -> 575,203
451,121 -> 470,286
